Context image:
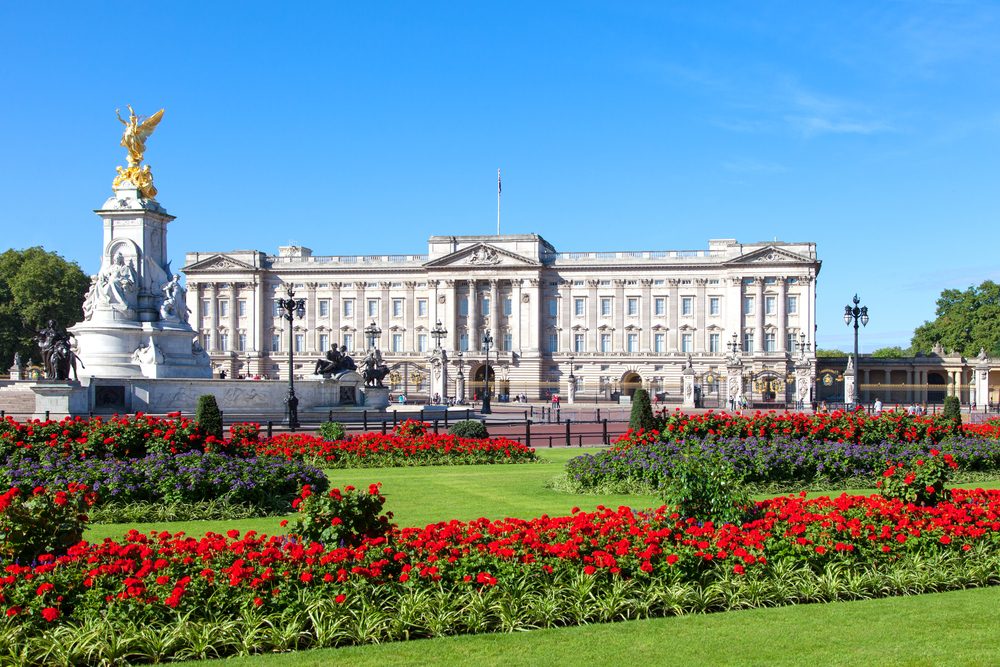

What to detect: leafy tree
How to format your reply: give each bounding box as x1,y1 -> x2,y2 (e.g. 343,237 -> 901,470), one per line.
815,348 -> 848,357
911,281 -> 1000,358
0,247 -> 90,368
871,346 -> 908,358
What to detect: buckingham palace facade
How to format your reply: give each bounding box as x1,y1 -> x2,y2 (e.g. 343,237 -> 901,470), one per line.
182,234 -> 821,404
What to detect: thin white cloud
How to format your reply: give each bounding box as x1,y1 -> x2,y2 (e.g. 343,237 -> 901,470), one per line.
786,115 -> 895,137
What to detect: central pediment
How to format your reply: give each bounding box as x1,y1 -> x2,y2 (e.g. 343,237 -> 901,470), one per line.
423,242 -> 542,269
725,245 -> 816,266
182,254 -> 258,273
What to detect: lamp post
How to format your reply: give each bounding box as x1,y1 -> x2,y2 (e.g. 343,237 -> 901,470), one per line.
364,319 -> 381,351
277,285 -> 306,431
843,294 -> 869,407
481,330 -> 494,414
430,320 -> 447,350
729,332 -> 741,355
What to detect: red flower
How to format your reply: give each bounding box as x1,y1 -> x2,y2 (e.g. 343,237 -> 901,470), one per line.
41,607 -> 60,622
335,594 -> 346,604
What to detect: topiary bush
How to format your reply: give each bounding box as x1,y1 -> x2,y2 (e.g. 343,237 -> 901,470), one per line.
319,421 -> 347,441
448,419 -> 489,439
659,453 -> 753,525
195,394 -> 223,440
629,388 -> 656,432
943,396 -> 962,426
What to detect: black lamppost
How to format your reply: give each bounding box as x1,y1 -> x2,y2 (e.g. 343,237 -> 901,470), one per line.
843,294 -> 869,407
278,285 -> 305,431
729,332 -> 741,355
364,319 -> 382,351
431,320 -> 447,350
481,330 -> 494,414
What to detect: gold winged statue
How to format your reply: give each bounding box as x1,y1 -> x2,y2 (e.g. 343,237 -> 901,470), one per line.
112,105 -> 164,199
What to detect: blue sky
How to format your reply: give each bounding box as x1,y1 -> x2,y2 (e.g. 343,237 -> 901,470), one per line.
2,2 -> 998,352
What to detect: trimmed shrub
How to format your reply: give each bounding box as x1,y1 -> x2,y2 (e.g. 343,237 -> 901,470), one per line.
0,484 -> 96,563
629,388 -> 656,432
319,421 -> 347,441
288,483 -> 393,548
878,449 -> 959,506
449,419 -> 489,439
659,454 -> 752,525
195,394 -> 223,440
943,396 -> 962,426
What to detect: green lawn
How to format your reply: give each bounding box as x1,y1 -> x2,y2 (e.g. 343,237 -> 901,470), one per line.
184,585 -> 1000,666
81,448 -> 1000,665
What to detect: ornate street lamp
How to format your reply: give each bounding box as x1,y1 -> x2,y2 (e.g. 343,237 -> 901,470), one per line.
729,332 -> 741,355
430,320 -> 448,350
364,319 -> 382,351
277,284 -> 306,431
481,330 -> 494,414
844,294 -> 869,407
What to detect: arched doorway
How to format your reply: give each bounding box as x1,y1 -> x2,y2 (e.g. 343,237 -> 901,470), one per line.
473,365 -> 497,401
927,372 -> 946,403
622,372 -> 642,398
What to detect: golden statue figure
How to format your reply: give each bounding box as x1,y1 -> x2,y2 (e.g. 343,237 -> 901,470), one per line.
112,105 -> 164,199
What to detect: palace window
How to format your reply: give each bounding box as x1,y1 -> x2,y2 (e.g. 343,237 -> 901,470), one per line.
600,297 -> 612,316
787,332 -> 797,352
744,332 -> 754,352
547,299 -> 558,317
367,299 -> 379,317
343,333 -> 354,351
319,334 -> 329,351
709,297 -> 720,316
391,334 -> 403,352
459,332 -> 469,351
343,299 -> 354,317
502,332 -> 512,351
654,333 -> 665,353
481,297 -> 490,316
548,333 -> 558,353
654,297 -> 665,316
765,331 -> 776,352
627,297 -> 639,316
318,300 -> 329,317
787,295 -> 798,314
681,333 -> 692,353
205,300 -> 213,317
709,333 -> 720,354
574,297 -> 585,317
743,297 -> 755,315
417,334 -> 428,352
417,299 -> 428,317
238,300 -> 247,317
600,333 -> 611,353
294,334 -> 304,353
219,301 -> 229,318
271,334 -> 280,352
219,333 -> 229,351
392,299 -> 403,318
503,296 -> 512,316
681,297 -> 693,316
765,296 -> 776,315
574,333 -> 585,353
458,297 -> 469,317
626,333 -> 638,353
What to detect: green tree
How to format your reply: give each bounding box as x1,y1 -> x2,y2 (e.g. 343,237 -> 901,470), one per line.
629,388 -> 655,432
195,394 -> 224,439
871,346 -> 908,358
0,247 -> 90,368
911,281 -> 1000,357
815,348 -> 848,358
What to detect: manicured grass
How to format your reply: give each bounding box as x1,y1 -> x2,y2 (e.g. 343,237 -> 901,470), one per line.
182,585 -> 1000,666
85,448 -> 660,541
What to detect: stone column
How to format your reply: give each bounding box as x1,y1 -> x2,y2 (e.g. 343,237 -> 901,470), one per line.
329,282 -> 341,348
405,281 -> 417,351
682,363 -> 696,408
444,280 -> 457,351
906,368 -> 914,403
728,276 -> 742,346
528,278 -> 542,352
776,277 -> 787,354
208,283 -> 219,352
640,279 -> 653,352
305,282 -> 317,351
754,277 -> 765,353
379,282 -> 391,350
694,278 -> 707,353
467,279 -> 478,351
512,279 -> 523,353
587,279 -> 599,352
975,357 -> 990,409
863,368 -> 871,404
559,280 -> 572,353
726,357 -> 744,410
190,283 -> 202,337
614,279 -> 626,351
489,279 -> 500,348
668,279 -> 680,352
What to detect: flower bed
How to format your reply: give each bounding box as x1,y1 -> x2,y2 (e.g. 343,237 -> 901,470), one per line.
651,409 -> 1000,446
251,428 -> 538,468
3,488 -> 1000,661
563,433 -> 1000,493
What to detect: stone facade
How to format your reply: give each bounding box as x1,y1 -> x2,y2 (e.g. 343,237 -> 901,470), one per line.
182,235 -> 821,405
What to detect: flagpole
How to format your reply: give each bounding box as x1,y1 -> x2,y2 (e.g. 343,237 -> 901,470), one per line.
497,168 -> 501,236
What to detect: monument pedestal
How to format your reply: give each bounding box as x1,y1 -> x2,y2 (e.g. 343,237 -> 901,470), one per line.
363,386 -> 390,410
30,381 -> 89,420
681,363 -> 696,409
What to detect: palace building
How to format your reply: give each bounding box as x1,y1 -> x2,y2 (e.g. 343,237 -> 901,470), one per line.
182,234 -> 821,404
